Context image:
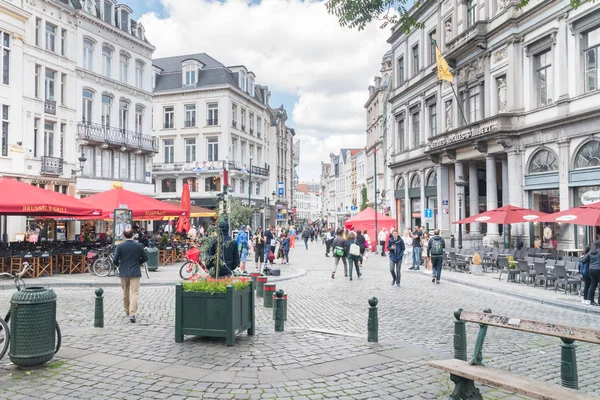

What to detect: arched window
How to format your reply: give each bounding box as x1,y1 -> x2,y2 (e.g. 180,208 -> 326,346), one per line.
426,171 -> 437,187
82,89 -> 94,123
83,39 -> 94,70
396,177 -> 405,190
102,46 -> 112,78
205,177 -> 221,192
528,149 -> 558,173
574,140 -> 600,169
410,174 -> 421,189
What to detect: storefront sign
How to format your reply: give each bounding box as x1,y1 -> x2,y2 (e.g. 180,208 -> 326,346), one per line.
429,119 -> 498,149
581,190 -> 600,205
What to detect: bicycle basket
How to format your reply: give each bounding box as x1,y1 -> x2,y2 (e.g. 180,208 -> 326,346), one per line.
186,248 -> 200,262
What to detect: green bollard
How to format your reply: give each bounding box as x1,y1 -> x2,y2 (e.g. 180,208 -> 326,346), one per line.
250,272 -> 261,291
453,308 -> 467,361
282,293 -> 287,321
94,288 -> 104,328
263,284 -> 276,308
274,289 -> 285,332
257,277 -> 267,298
367,297 -> 378,343
560,338 -> 579,389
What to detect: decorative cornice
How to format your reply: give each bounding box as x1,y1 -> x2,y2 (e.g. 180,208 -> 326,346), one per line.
77,12 -> 155,53
428,154 -> 441,164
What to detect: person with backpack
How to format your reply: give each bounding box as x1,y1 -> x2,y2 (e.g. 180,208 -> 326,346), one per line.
302,227 -> 310,250
387,229 -> 405,287
331,228 -> 348,279
346,231 -> 362,280
579,246 -> 592,305
427,229 -> 446,284
580,240 -> 600,306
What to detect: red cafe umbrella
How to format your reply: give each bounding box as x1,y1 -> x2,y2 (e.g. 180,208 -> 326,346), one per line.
80,188 -> 186,220
175,182 -> 191,233
454,204 -> 549,225
0,178 -> 101,216
536,201 -> 600,226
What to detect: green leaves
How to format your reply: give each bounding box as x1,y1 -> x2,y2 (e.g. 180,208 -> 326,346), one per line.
360,186 -> 368,211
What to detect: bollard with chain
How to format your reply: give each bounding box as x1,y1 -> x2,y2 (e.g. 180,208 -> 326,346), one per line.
263,284 -> 276,308
367,297 -> 378,343
94,288 -> 104,328
453,308 -> 467,361
273,289 -> 285,332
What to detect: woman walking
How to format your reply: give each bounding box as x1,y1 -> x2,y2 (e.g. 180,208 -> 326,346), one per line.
579,246 -> 592,305
581,239 -> 600,306
346,232 -> 362,281
253,227 -> 265,271
402,229 -> 413,270
281,234 -> 290,264
422,232 -> 431,271
289,226 -> 296,250
331,228 -> 348,279
388,229 -> 405,287
356,230 -> 366,267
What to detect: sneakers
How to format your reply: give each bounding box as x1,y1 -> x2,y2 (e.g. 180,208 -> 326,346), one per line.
129,315 -> 136,323
331,272 -> 335,279
395,283 -> 400,288
432,277 -> 436,283
415,267 -> 420,271
392,279 -> 396,286
408,267 -> 415,270
582,299 -> 591,305
436,280 -> 440,284
349,277 -> 353,281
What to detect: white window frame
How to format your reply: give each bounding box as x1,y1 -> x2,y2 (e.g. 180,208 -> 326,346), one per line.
429,103 -> 437,137
257,116 -> 262,137
34,64 -> 41,98
135,105 -> 143,134
584,27 -> 600,93
83,39 -> 94,70
102,46 -> 112,78
45,69 -> 56,100
182,60 -> 198,86
534,49 -> 552,107
43,121 -> 55,157
45,22 -> 56,52
102,95 -> 111,127
164,106 -> 174,129
185,138 -> 196,162
135,60 -> 144,89
241,109 -> 246,131
207,103 -> 218,126
184,104 -> 196,127
120,54 -> 129,84
60,29 -> 67,57
82,89 -> 93,123
232,103 -> 238,127
249,113 -> 254,134
163,139 -> 174,164
207,137 -> 218,161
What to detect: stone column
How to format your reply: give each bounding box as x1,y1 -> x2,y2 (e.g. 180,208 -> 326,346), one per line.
404,172 -> 410,232
502,156 -> 509,206
507,148 -> 524,243
556,14 -> 570,104
437,164 -> 451,236
558,139 -> 574,247
507,37 -> 523,112
485,155 -> 500,239
420,169 -> 426,229
455,161 -> 466,226
468,162 -> 480,235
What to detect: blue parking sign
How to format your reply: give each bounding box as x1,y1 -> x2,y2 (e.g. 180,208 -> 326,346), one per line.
424,208 -> 433,219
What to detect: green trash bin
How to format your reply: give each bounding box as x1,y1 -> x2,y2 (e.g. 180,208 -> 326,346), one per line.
9,287 -> 58,367
146,247 -> 159,271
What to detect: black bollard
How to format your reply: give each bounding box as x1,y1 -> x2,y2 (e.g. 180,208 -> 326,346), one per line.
264,284 -> 276,308
94,288 -> 104,328
368,297 -> 378,343
257,277 -> 267,298
273,289 -> 285,332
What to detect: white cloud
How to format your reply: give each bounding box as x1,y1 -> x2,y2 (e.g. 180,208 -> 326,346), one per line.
140,0 -> 388,179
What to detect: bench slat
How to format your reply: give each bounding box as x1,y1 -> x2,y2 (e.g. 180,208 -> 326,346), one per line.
429,359 -> 599,400
460,311 -> 600,345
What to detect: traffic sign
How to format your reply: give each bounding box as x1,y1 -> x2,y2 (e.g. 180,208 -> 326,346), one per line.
277,181 -> 284,196
442,200 -> 449,206
350,205 -> 357,211
424,208 -> 433,219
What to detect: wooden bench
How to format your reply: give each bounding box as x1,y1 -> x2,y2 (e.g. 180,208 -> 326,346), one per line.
429,309 -> 600,400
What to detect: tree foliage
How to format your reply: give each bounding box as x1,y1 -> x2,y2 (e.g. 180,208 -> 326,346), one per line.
228,199 -> 253,229
326,0 -> 593,33
360,186 -> 369,211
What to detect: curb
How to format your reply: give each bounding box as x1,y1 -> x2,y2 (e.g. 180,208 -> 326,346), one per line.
440,273 -> 600,315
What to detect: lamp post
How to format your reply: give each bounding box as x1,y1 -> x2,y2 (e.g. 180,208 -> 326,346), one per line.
375,188 -> 380,245
248,156 -> 253,227
455,177 -> 468,249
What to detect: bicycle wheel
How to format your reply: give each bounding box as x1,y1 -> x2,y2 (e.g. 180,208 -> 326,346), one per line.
55,322 -> 61,354
0,317 -> 10,361
93,257 -> 112,277
179,261 -> 196,280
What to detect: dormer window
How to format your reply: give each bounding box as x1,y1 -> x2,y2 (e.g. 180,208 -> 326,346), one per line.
119,8 -> 130,32
182,60 -> 200,87
239,71 -> 247,91
102,0 -> 113,24
249,78 -> 255,96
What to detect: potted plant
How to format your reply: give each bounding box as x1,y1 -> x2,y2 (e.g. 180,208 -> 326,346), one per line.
507,255 -> 517,269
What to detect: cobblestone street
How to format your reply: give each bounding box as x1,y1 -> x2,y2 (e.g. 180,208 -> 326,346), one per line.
0,242 -> 598,399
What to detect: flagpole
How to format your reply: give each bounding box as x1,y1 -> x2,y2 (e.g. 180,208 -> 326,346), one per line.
435,41 -> 468,127
450,81 -> 468,126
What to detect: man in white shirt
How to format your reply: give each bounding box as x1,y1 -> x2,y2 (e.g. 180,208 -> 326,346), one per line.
378,228 -> 388,256
325,228 -> 334,257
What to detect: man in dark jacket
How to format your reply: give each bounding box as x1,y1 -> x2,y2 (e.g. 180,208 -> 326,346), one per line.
427,229 -> 446,284
207,221 -> 239,277
113,229 -> 149,323
387,229 -> 405,287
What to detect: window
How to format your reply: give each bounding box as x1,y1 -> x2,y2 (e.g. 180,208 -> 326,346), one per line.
249,113 -> 254,134
164,106 -> 174,129
135,155 -> 145,181
135,105 -> 143,134
574,140 -> 600,169
45,23 -> 56,52
82,90 -> 93,123
429,104 -> 437,137
82,146 -> 94,176
412,45 -> 419,75
232,103 -> 238,127
60,29 -> 67,57
119,152 -> 129,180
468,90 -> 481,122
205,177 -> 221,192
207,103 -> 218,125
83,40 -> 94,70
119,101 -> 128,131
34,65 -> 41,98
184,104 -> 196,127
1,105 -> 7,156
239,71 -> 246,91
397,57 -> 404,86
427,171 -> 437,187
529,149 -> 558,174
249,78 -> 255,96
257,147 -> 262,165
135,61 -> 144,89
162,178 -> 176,193
240,141 -> 246,165
241,109 -> 246,130
429,31 -> 437,65
185,138 -> 196,162
120,54 -> 128,83
534,50 -> 552,107
60,74 -> 66,106
467,0 -> 476,28
103,1 -> 113,24
257,117 -> 262,137
183,61 -> 197,86
119,9 -> 129,32
163,139 -> 174,164
0,32 -> 8,86
240,179 -> 245,194
60,123 -> 65,158
410,174 -> 421,189
102,47 -> 112,78
207,137 -> 218,161
231,138 -> 237,159
33,118 -> 39,157
412,112 -> 420,147
101,95 -> 111,127
43,121 -> 54,157
397,120 -> 405,151
584,27 -> 600,93
35,18 -> 41,47
45,69 -> 55,100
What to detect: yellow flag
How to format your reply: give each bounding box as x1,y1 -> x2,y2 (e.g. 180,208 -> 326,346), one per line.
436,47 -> 453,82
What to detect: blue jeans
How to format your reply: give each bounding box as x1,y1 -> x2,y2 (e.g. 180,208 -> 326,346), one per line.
263,246 -> 270,265
284,250 -> 289,263
304,238 -> 309,249
412,247 -> 421,268
431,256 -> 443,281
389,258 -> 402,284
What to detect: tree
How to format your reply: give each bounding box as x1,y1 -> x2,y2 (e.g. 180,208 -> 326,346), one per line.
360,186 -> 369,211
228,199 -> 253,229
326,0 -> 592,33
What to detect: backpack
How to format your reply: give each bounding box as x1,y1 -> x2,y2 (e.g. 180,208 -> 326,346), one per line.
431,238 -> 444,256
579,257 -> 591,278
349,240 -> 360,256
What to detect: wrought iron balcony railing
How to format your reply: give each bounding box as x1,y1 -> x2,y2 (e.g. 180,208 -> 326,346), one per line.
40,156 -> 63,175
44,99 -> 56,115
207,118 -> 219,126
77,122 -> 159,153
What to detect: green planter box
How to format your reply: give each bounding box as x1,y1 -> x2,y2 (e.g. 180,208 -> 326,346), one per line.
175,281 -> 255,346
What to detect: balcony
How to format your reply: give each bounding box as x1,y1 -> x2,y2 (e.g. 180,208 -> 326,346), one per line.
241,125 -> 246,132
40,156 -> 63,175
77,122 -> 158,153
227,162 -> 269,177
446,21 -> 487,62
153,160 -> 227,174
232,121 -> 237,128
44,99 -> 56,115
207,118 -> 219,126
184,119 -> 196,128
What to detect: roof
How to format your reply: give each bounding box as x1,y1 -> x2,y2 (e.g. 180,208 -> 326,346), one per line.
340,148 -> 362,164
296,184 -> 311,194
153,53 -> 224,73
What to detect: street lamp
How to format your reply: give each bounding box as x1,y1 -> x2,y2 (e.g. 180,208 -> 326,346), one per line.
71,150 -> 87,178
455,176 -> 468,249
248,156 -> 253,227
375,188 -> 380,244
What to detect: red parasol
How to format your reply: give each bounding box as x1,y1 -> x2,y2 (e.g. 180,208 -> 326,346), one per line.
0,178 -> 101,216
176,182 -> 191,233
536,201 -> 600,226
454,204 -> 549,225
79,188 -> 186,219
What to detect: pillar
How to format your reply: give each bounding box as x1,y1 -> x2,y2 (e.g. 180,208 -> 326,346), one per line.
455,161 -> 466,227
468,162 -> 480,235
507,37 -> 523,112
507,148 -> 524,242
558,139 -> 574,247
485,155 -> 500,238
420,169 -> 426,229
502,156 -> 509,206
404,172 -> 410,232
437,164 -> 451,236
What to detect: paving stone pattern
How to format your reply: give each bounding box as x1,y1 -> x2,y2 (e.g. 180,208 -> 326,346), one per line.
0,243 -> 596,399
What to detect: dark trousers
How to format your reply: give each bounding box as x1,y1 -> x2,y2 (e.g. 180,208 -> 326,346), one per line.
389,259 -> 401,284
304,238 -> 309,249
431,256 -> 443,281
380,241 -> 386,256
582,277 -> 592,300
325,239 -> 333,255
589,270 -> 600,303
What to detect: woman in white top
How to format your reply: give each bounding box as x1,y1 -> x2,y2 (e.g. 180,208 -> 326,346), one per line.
402,229 -> 413,269
378,228 -> 388,256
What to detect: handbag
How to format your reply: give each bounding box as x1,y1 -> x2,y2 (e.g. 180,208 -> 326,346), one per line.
349,241 -> 360,256
333,246 -> 345,257
268,251 -> 275,261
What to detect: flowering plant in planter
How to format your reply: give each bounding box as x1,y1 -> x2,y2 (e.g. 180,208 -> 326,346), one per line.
507,255 -> 517,270
182,276 -> 251,294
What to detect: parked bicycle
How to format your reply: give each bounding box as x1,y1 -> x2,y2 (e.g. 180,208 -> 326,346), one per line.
179,246 -> 209,280
0,263 -> 61,361
92,246 -> 149,278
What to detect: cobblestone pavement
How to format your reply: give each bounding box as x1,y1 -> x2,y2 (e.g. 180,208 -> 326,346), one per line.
0,242 -> 597,399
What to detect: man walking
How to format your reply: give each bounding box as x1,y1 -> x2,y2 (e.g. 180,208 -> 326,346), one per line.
378,228 -> 388,256
236,225 -> 249,272
427,229 -> 446,284
410,226 -> 422,270
302,227 -> 310,250
388,229 -> 405,287
113,229 -> 148,323
325,228 -> 334,257
331,228 -> 348,278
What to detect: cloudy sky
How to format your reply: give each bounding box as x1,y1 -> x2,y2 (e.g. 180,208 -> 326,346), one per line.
135,0 -> 390,182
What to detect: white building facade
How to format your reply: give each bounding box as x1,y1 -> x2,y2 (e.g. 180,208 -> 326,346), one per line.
294,183 -> 320,223
321,148 -> 361,228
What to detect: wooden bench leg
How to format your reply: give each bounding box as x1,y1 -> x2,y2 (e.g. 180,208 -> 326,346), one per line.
449,374 -> 483,400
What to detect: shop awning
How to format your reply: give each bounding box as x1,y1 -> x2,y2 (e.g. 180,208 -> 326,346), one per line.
0,178 -> 101,217
453,205 -> 549,224
162,200 -> 216,218
536,201 -> 600,226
